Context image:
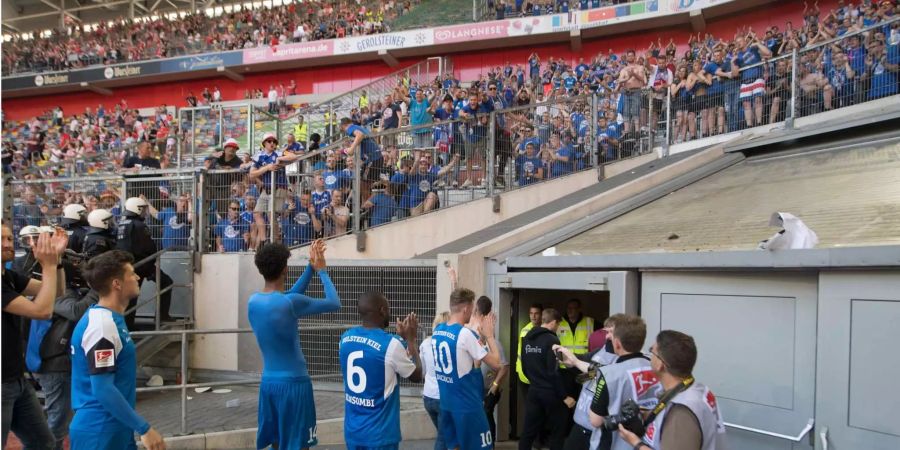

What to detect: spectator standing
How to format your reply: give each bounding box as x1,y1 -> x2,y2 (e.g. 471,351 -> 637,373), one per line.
267,85 -> 278,113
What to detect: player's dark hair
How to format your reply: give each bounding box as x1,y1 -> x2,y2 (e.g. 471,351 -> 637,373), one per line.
655,330 -> 698,378
476,295 -> 492,316
254,242 -> 291,282
449,288 -> 475,312
530,303 -> 543,311
82,250 -> 134,296
541,308 -> 562,325
613,315 -> 647,353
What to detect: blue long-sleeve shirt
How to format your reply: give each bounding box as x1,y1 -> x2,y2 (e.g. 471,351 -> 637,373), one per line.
70,305 -> 150,434
248,265 -> 341,382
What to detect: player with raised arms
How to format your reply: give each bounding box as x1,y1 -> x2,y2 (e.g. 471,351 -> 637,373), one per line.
432,287 -> 503,450
339,291 -> 424,449
248,239 -> 340,450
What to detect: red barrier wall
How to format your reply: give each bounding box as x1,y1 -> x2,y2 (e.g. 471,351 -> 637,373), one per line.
2,0 -> 827,121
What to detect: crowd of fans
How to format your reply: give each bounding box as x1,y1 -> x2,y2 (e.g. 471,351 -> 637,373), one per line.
2,0 -> 420,76
5,0 -> 898,252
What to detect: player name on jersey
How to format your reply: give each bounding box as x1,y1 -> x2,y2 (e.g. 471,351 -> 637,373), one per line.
345,393 -> 376,407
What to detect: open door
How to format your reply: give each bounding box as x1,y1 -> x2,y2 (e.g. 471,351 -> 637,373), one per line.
489,271 -> 639,441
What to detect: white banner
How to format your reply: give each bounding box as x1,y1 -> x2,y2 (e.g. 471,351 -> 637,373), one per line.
333,29 -> 435,55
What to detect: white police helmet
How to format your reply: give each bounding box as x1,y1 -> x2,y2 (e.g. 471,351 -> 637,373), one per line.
88,209 -> 114,229
63,203 -> 87,220
125,197 -> 148,215
18,225 -> 42,248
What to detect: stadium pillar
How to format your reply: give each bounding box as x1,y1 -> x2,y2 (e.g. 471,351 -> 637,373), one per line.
689,9 -> 706,32
569,28 -> 582,52
378,49 -> 399,68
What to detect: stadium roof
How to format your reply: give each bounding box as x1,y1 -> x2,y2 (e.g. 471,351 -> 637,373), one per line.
552,134 -> 900,256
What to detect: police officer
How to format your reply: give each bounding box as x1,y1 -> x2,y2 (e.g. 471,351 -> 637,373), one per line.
560,314 -> 626,450
59,204 -> 88,254
12,226 -> 47,278
116,197 -> 174,326
516,303 -> 543,394
82,209 -> 117,260
559,315 -> 662,450
617,330 -> 727,450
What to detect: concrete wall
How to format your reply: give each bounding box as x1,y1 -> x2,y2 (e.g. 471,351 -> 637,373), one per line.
294,152 -> 656,262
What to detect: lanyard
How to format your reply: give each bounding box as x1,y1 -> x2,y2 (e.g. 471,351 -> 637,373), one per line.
643,376 -> 694,427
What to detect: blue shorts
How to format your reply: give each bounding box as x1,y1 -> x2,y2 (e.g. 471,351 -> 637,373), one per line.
257,378 -> 318,449
346,445 -> 399,450
439,409 -> 493,450
70,427 -> 136,450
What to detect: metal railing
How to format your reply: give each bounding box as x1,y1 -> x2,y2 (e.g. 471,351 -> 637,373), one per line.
131,326 -> 343,436
124,247 -> 194,329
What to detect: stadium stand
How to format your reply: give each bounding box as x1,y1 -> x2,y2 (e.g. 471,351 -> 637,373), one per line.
3,0 -> 899,252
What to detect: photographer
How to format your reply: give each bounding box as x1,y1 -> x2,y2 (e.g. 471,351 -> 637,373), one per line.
617,330 -> 727,450
558,314 -> 625,450
557,315 -> 661,450
518,308 -> 575,450
2,222 -> 67,449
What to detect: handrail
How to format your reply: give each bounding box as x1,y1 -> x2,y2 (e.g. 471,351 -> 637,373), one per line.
724,418 -> 814,442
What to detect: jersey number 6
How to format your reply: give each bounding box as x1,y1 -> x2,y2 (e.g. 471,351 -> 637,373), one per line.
347,350 -> 367,393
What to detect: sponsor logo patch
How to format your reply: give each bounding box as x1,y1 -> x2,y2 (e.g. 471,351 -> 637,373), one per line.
631,370 -> 659,397
94,349 -> 115,368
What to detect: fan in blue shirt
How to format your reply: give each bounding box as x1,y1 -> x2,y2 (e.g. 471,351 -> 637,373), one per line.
364,183 -> 400,227
340,292 -> 423,450
215,201 -> 249,252
249,241 -> 341,450
517,143 -> 545,186
341,119 -> 382,164
69,251 -> 165,450
157,195 -> 191,250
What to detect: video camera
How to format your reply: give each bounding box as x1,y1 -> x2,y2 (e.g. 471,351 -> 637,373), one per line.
602,399 -> 645,437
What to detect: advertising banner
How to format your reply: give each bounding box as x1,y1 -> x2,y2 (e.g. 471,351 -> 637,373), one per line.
162,51 -> 244,72
242,41 -> 333,64
333,29 -> 434,55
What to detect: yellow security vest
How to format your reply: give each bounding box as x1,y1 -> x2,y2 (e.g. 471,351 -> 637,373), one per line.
515,322 -> 535,384
557,316 -> 593,355
293,122 -> 308,142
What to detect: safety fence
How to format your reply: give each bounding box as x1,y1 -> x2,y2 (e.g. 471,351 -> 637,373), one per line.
286,260 -> 437,385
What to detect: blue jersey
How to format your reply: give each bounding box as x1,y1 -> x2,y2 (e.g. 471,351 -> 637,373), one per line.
216,217 -> 248,252
401,171 -> 439,209
70,305 -> 149,435
518,155 -> 544,186
311,190 -> 332,216
340,327 -> 416,447
431,323 -> 487,413
280,213 -> 314,247
369,193 -> 398,227
248,268 -> 341,381
736,46 -> 763,81
347,124 -> 382,163
157,208 -> 190,249
322,170 -> 343,191
252,150 -> 289,189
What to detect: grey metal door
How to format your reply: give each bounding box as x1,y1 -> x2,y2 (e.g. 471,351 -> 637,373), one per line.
641,272 -> 817,450
815,271 -> 900,450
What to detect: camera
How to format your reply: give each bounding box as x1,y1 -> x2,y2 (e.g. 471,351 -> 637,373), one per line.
602,399 -> 645,436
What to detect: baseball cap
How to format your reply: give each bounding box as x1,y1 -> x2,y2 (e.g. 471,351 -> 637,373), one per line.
224,138 -> 240,149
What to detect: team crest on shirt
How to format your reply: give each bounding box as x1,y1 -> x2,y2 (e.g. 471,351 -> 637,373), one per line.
168,215 -> 184,229
94,349 -> 115,368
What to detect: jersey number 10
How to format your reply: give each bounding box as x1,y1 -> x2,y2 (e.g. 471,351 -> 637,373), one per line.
432,340 -> 454,375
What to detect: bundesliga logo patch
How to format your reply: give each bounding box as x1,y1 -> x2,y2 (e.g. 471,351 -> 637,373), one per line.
94,349 -> 115,368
